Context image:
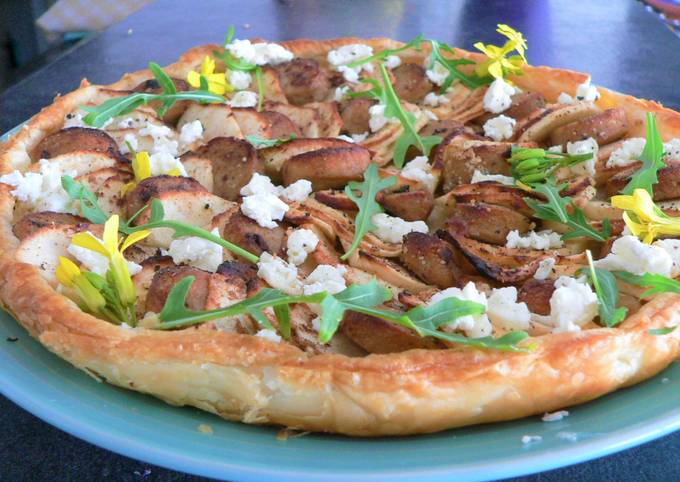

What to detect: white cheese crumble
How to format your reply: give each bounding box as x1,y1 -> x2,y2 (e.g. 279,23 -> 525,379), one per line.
255,329 -> 282,343
534,257 -> 556,280
334,85 -> 350,102
566,137 -> 598,176
542,410 -> 570,422
302,264 -> 348,295
666,139 -> 680,160
423,109 -> 438,121
522,435 -> 543,445
506,230 -> 564,250
606,137 -> 646,168
384,55 -> 402,69
351,132 -> 369,143
67,235 -> 142,277
425,61 -> 449,86
595,235 -> 673,277
239,173 -> 311,228
371,213 -> 428,244
179,120 -> 203,147
279,180 -> 313,202
120,133 -> 139,155
401,156 -> 435,191
286,228 -> 319,265
228,90 -> 258,108
148,151 -> 187,176
652,239 -> 680,277
557,77 -> 600,104
226,39 -> 294,66
167,228 -> 223,272
229,70 -> 252,90
428,282 -> 493,337
536,276 -> 598,333
336,135 -> 355,143
423,92 -> 449,107
486,287 -> 531,331
483,77 -> 516,114
139,123 -> 179,157
0,159 -> 76,213
471,170 -> 515,186
368,104 -> 399,132
327,44 -> 374,83
257,252 -> 302,295
483,114 -> 516,141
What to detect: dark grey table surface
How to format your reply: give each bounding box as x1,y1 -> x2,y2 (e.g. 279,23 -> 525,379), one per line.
1,0 -> 679,480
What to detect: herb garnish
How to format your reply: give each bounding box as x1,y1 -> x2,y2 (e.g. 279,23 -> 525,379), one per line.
341,164 -> 396,260
345,35 -> 424,68
427,40 -> 491,91
524,179 -> 611,242
508,146 -> 593,186
245,134 -> 297,148
582,251 -> 628,327
622,112 -> 665,196
648,326 -> 678,336
82,62 -> 224,128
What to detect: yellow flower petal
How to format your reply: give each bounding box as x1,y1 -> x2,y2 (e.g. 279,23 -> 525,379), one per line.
187,70 -> 201,89
166,168 -> 182,177
56,256 -> 80,287
74,275 -> 107,313
103,215 -> 120,255
120,230 -> 151,253
200,56 -> 216,76
133,151 -> 152,182
71,232 -> 109,258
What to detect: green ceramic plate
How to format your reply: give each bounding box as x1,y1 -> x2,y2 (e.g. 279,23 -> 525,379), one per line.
1,126 -> 679,481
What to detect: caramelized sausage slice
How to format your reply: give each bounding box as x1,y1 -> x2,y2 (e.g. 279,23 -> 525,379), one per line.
261,111 -> 302,139
549,108 -> 628,146
378,188 -> 434,221
606,164 -> 680,201
392,63 -> 433,103
181,137 -> 262,201
220,211 -> 286,257
132,77 -> 192,124
518,278 -> 555,315
447,202 -> 531,245
341,311 -> 442,353
32,127 -> 122,161
401,232 -> 462,288
125,175 -> 206,218
340,98 -> 376,135
504,92 -> 546,120
276,58 -> 332,105
441,141 -> 513,190
13,211 -> 88,240
146,266 -> 212,313
282,145 -> 372,190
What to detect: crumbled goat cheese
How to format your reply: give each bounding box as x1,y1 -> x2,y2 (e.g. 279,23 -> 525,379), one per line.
351,132 -> 369,143
423,92 -> 449,107
428,282 -> 493,338
606,137 -> 646,168
665,139 -> 680,160
67,235 -> 142,277
63,112 -> 86,128
120,133 -> 139,154
536,276 -> 598,333
534,257 -> 556,280
424,109 -> 438,121
542,410 -> 570,422
241,193 -> 289,229
595,235 -> 673,277
226,39 -> 294,65
522,435 -> 543,445
148,151 -> 187,176
425,61 -> 449,86
0,159 -> 76,213
558,77 -> 600,104
240,172 -> 280,196
228,90 -> 258,108
471,170 -> 515,186
368,104 -> 399,132
486,287 -> 531,331
327,44 -> 374,83
229,70 -> 252,90
483,114 -> 516,141
566,137 -> 598,176
483,77 -> 516,113
334,85 -> 350,101
371,213 -> 428,244
255,329 -> 282,343
139,123 -> 179,156
506,230 -> 564,250
179,120 -> 203,147
257,252 -> 302,294
401,156 -> 435,191
302,264 -> 348,295
279,179 -> 312,201
653,239 -> 680,277
336,135 -> 355,143
384,55 -> 402,69
167,228 -> 223,272
287,228 -> 319,265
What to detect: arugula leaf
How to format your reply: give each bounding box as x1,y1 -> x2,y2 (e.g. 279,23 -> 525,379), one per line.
613,271 -> 680,298
524,180 -> 611,242
317,278 -> 414,342
508,146 -> 594,185
157,276 -> 326,332
341,164 -> 396,260
583,251 -> 628,327
61,175 -> 109,224
427,40 -> 492,91
216,26 -> 266,110
345,35 -> 424,67
420,327 -> 530,352
622,112 -> 665,196
148,61 -> 177,117
246,134 -> 297,148
649,326 -> 677,336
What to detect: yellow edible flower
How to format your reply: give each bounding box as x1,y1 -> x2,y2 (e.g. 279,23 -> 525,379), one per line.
611,188 -> 680,244
122,151 -> 180,195
71,215 -> 150,306
473,24 -> 528,79
55,256 -> 107,314
187,56 -> 233,95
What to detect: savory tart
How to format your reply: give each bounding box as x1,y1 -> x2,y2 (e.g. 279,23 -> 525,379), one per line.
0,25 -> 678,436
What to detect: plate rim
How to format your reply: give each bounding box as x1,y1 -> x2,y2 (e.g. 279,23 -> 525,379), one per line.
1,124 -> 679,482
